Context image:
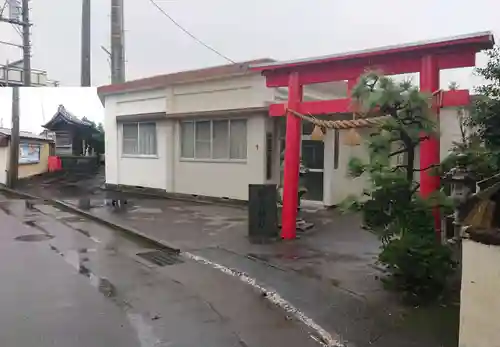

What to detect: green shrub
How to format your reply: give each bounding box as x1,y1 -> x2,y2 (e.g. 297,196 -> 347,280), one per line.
378,233 -> 456,304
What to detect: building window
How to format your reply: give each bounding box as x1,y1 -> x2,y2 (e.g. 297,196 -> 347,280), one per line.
180,119 -> 247,160
122,122 -> 157,156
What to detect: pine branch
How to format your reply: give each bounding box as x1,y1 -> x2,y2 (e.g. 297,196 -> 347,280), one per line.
389,148 -> 407,157
392,163 -> 439,172
411,183 -> 420,195
415,164 -> 440,172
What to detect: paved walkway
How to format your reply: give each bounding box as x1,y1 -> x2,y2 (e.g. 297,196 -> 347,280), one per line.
73,197 -> 458,347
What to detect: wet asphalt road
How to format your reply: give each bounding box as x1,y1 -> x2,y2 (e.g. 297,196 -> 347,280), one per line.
0,193 -> 321,347
11,169 -> 460,347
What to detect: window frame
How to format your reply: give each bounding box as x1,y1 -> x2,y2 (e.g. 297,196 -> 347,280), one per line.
180,118 -> 247,163
121,121 -> 158,158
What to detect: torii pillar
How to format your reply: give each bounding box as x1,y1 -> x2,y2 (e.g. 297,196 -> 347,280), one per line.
420,55 -> 442,232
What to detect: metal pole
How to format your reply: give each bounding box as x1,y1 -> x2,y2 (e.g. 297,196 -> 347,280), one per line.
81,0 -> 91,86
8,87 -> 20,188
21,0 -> 31,86
111,0 -> 125,83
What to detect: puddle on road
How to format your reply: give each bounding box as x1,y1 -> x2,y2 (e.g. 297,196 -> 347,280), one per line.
48,244 -> 164,347
48,244 -> 118,298
0,202 -> 12,215
15,234 -> 54,242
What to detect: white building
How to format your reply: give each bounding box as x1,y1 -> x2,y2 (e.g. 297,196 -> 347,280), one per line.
0,60 -> 58,87
97,59 -> 463,205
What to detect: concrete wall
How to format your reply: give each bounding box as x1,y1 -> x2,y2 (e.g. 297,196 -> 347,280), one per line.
115,121 -> 169,190
104,89 -> 168,187
323,107 -> 465,206
460,239 -> 500,347
104,73 -> 272,200
324,128 -> 372,206
0,141 -> 51,185
0,147 -> 7,185
170,74 -> 273,114
18,142 -> 51,179
173,114 -> 267,200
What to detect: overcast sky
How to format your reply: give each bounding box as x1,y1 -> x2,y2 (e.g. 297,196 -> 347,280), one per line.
0,1 -> 499,133
0,0 -> 499,87
0,87 -> 104,134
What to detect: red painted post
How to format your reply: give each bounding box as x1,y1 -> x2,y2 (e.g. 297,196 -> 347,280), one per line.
281,72 -> 303,239
419,55 -> 441,235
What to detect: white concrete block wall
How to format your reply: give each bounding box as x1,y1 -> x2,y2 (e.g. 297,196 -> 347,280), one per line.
460,239 -> 500,347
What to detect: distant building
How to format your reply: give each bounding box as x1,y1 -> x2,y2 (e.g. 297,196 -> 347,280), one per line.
0,127 -> 55,185
0,60 -> 59,87
42,105 -> 100,156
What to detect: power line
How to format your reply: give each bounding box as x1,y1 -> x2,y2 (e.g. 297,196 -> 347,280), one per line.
146,0 -> 235,64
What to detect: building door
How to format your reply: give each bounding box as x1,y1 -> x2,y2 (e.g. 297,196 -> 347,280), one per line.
278,118 -> 325,202
301,122 -> 324,202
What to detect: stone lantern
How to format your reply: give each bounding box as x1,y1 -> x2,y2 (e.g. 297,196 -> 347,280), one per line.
444,153 -> 476,242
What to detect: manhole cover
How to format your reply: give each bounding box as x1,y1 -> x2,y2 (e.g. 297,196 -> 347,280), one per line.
15,234 -> 54,242
136,250 -> 183,266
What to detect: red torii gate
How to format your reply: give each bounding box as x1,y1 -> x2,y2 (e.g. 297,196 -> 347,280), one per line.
251,31 -> 495,240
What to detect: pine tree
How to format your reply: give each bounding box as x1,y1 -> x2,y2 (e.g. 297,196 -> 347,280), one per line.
346,72 -> 449,241
344,72 -> 455,303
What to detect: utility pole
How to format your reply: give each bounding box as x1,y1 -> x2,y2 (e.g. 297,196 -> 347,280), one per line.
21,0 -> 31,86
8,87 -> 20,188
81,0 -> 91,86
110,0 -> 125,84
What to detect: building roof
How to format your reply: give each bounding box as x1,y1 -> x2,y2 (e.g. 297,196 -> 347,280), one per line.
42,105 -> 96,130
97,58 -> 275,98
251,31 -> 495,72
0,128 -> 54,142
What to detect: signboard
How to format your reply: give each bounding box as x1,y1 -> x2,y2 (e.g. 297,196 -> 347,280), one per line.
19,143 -> 41,164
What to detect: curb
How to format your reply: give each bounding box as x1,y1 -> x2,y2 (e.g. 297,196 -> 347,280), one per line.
0,185 -> 180,254
104,184 -> 248,210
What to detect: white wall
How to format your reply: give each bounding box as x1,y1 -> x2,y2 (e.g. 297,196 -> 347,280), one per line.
460,239 -> 500,347
440,108 -> 464,160
323,108 -> 464,206
173,114 -> 267,200
324,128 -> 372,206
104,73 -> 271,199
0,147 -> 8,185
115,121 -> 169,190
104,89 -> 168,187
116,88 -> 167,116
169,74 -> 273,114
